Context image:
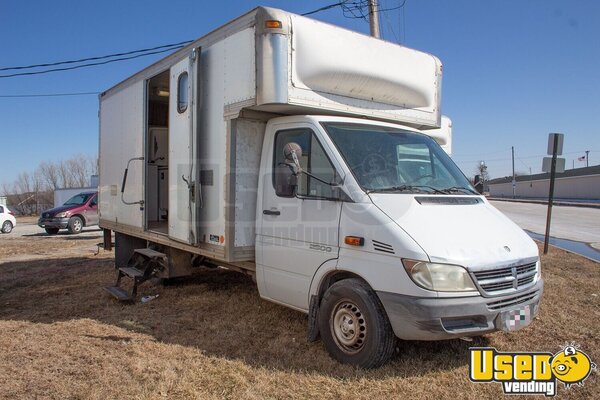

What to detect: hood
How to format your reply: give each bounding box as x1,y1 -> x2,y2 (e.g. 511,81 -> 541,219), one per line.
42,204 -> 79,217
369,194 -> 539,269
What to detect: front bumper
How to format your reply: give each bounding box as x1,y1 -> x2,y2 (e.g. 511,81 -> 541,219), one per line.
377,278 -> 543,340
38,217 -> 69,229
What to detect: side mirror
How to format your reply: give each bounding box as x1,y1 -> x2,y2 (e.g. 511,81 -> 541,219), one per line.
275,162 -> 297,197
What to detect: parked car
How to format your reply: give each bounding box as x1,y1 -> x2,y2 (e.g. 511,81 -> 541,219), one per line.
0,204 -> 16,234
38,191 -> 98,234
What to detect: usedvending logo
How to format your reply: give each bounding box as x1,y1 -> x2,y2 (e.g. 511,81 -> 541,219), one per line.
470,344 -> 596,396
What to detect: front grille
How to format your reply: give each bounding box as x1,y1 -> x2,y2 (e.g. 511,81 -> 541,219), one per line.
473,262 -> 538,295
487,290 -> 540,311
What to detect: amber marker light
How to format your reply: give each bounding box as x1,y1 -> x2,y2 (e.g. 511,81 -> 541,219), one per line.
344,236 -> 365,246
265,20 -> 282,29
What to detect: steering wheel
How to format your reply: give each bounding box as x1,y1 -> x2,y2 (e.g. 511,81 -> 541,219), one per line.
360,154 -> 389,176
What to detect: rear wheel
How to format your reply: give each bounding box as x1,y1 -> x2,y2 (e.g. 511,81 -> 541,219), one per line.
45,228 -> 59,235
1,221 -> 13,233
67,216 -> 83,234
318,278 -> 396,368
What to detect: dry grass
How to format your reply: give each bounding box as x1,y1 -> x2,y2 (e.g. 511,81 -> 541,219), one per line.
0,233 -> 598,399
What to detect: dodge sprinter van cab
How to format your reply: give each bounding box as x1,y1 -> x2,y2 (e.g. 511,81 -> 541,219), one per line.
99,7 -> 542,368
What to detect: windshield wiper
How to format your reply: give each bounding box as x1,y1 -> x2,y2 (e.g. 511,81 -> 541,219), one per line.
439,186 -> 479,195
367,185 -> 445,194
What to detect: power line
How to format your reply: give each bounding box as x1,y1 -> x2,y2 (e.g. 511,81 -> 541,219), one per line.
381,0 -> 400,42
0,40 -> 192,72
302,0 -> 406,21
0,46 -> 186,78
302,2 -> 345,16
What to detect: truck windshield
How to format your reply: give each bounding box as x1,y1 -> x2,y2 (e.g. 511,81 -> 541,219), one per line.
322,122 -> 476,194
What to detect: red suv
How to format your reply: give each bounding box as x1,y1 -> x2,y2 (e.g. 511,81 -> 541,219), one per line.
38,191 -> 98,234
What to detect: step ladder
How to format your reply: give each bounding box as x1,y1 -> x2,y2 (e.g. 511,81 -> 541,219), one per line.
104,248 -> 167,302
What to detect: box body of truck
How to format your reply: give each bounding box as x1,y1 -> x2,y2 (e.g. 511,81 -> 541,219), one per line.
99,7 -> 443,267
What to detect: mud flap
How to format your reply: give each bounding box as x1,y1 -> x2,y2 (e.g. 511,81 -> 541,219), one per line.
307,294 -> 320,342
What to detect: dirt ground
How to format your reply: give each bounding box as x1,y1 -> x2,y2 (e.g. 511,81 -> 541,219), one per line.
0,220 -> 598,399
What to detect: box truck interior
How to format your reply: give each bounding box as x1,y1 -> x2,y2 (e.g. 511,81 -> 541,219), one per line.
145,70 -> 170,234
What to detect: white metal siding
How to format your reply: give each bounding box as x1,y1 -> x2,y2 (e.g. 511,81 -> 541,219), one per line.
196,28 -> 255,246
489,174 -> 600,200
224,28 -> 256,106
99,81 -> 144,228
233,118 -> 265,247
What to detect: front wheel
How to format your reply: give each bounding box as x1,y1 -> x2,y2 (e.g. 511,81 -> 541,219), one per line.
318,278 -> 396,368
67,216 -> 83,234
1,221 -> 13,233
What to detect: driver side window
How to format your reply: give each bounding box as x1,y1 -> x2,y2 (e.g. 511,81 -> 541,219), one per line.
273,128 -> 336,198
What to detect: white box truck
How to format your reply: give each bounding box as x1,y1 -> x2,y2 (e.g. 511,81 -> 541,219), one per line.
99,7 -> 543,368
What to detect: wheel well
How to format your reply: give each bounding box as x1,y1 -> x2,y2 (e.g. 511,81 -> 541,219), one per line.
71,214 -> 86,226
317,270 -> 370,301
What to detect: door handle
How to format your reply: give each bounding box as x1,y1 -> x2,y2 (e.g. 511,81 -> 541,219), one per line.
263,210 -> 281,216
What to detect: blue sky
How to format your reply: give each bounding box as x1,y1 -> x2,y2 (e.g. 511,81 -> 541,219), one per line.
1,0 -> 599,187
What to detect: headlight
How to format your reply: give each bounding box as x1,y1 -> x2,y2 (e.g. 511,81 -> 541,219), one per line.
55,212 -> 67,218
402,259 -> 478,292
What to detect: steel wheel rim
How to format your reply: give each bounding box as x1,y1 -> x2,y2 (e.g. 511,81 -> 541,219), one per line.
330,299 -> 367,354
3,222 -> 11,232
73,219 -> 82,231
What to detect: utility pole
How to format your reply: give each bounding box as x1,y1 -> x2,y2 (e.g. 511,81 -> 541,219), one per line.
511,146 -> 516,198
368,0 -> 381,38
585,150 -> 590,167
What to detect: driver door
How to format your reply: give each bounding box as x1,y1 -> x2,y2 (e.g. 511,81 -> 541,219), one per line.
257,124 -> 342,310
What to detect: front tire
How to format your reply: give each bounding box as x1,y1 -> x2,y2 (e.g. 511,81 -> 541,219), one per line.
67,216 -> 83,234
1,221 -> 13,233
318,278 -> 396,368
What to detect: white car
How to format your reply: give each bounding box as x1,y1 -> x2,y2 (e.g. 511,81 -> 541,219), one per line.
0,204 -> 16,233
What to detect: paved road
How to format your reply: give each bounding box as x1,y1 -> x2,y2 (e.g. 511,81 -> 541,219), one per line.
490,200 -> 600,250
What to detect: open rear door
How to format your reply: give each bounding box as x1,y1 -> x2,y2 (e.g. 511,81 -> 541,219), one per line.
168,48 -> 200,244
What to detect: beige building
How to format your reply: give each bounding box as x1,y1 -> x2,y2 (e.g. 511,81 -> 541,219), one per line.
488,165 -> 600,200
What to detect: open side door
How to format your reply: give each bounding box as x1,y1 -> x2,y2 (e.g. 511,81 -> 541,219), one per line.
168,48 -> 200,244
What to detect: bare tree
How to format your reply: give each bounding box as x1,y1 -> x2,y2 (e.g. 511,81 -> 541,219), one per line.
58,159 -> 75,188
3,153 -> 97,214
38,161 -> 60,190
474,161 -> 489,182
68,155 -> 87,187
